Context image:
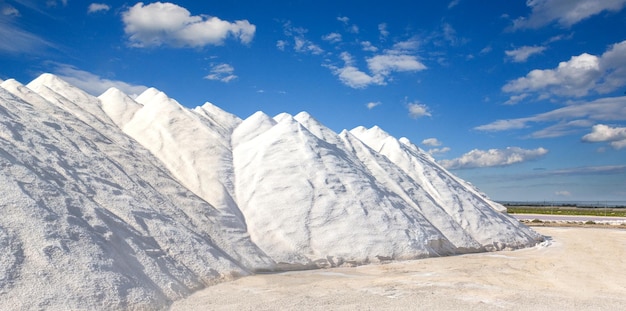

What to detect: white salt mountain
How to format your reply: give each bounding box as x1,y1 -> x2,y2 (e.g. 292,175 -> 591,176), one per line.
0,73 -> 542,310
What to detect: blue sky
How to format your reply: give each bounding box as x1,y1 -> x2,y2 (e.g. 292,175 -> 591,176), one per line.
1,0 -> 625,202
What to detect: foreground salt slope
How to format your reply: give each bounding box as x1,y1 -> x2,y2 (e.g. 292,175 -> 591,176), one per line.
0,76 -> 273,310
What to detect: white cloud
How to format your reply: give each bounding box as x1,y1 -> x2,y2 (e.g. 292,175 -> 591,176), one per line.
0,19 -> 55,54
204,63 -> 237,83
439,147 -> 548,169
480,45 -> 492,54
505,45 -> 547,62
2,4 -> 19,16
337,16 -> 349,24
122,2 -> 255,48
367,54 -> 426,76
276,40 -> 287,51
448,0 -> 460,9
503,93 -> 529,105
52,64 -> 148,97
378,23 -> 389,40
427,147 -> 451,156
280,21 -> 324,55
503,40 -> 626,100
555,190 -> 572,197
391,37 -> 421,52
512,0 -> 626,29
503,53 -> 601,97
294,37 -> 323,54
407,102 -> 431,119
88,3 -> 110,14
46,0 -> 68,7
475,96 -> 626,137
322,32 -> 342,44
361,41 -> 378,52
582,124 -> 626,149
366,101 -> 381,109
324,52 -> 384,89
422,138 -> 442,147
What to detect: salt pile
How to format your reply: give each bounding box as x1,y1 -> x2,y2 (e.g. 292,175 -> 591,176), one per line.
0,74 -> 542,310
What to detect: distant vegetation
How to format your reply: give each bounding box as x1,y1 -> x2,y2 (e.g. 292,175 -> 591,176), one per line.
505,205 -> 626,217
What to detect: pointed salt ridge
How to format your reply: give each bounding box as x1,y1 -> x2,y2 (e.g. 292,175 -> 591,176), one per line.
232,111 -> 277,147
273,112 -> 293,123
350,125 -> 394,152
294,111 -> 341,144
1,79 -> 43,107
99,87 -> 143,128
193,101 -> 242,131
26,73 -> 118,127
134,87 -> 163,105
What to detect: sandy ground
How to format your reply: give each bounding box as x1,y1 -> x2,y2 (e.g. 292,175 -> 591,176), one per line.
170,227 -> 626,311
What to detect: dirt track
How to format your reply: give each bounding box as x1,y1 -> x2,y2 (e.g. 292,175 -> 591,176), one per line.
171,227 -> 626,310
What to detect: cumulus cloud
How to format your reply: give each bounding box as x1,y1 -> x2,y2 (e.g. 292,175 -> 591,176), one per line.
502,40 -> 626,99
505,45 -> 547,62
476,96 -> 626,136
337,16 -> 358,33
88,3 -> 110,14
322,32 -> 342,44
422,138 -> 442,147
427,147 -> 451,156
361,41 -> 378,52
439,147 -> 548,169
366,101 -> 381,109
324,52 -> 384,88
122,2 -> 255,48
204,63 -> 237,83
582,124 -> 626,149
367,54 -> 426,76
408,102 -> 431,119
52,64 -> 148,97
512,0 -> 626,29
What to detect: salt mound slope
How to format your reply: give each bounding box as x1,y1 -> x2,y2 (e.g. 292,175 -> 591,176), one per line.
0,77 -> 272,310
0,73 -> 542,310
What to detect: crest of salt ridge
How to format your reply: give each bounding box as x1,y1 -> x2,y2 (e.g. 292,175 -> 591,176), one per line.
0,73 -> 543,310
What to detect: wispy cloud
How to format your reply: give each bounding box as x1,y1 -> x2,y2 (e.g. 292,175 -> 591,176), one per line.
439,147 -> 548,169
279,21 -> 324,55
51,64 -> 148,97
512,0 -> 626,29
122,2 -> 255,48
505,45 -> 547,62
366,101 -> 381,109
88,3 -> 110,14
0,17 -> 56,55
204,63 -> 237,83
476,96 -> 626,137
322,32 -> 342,44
